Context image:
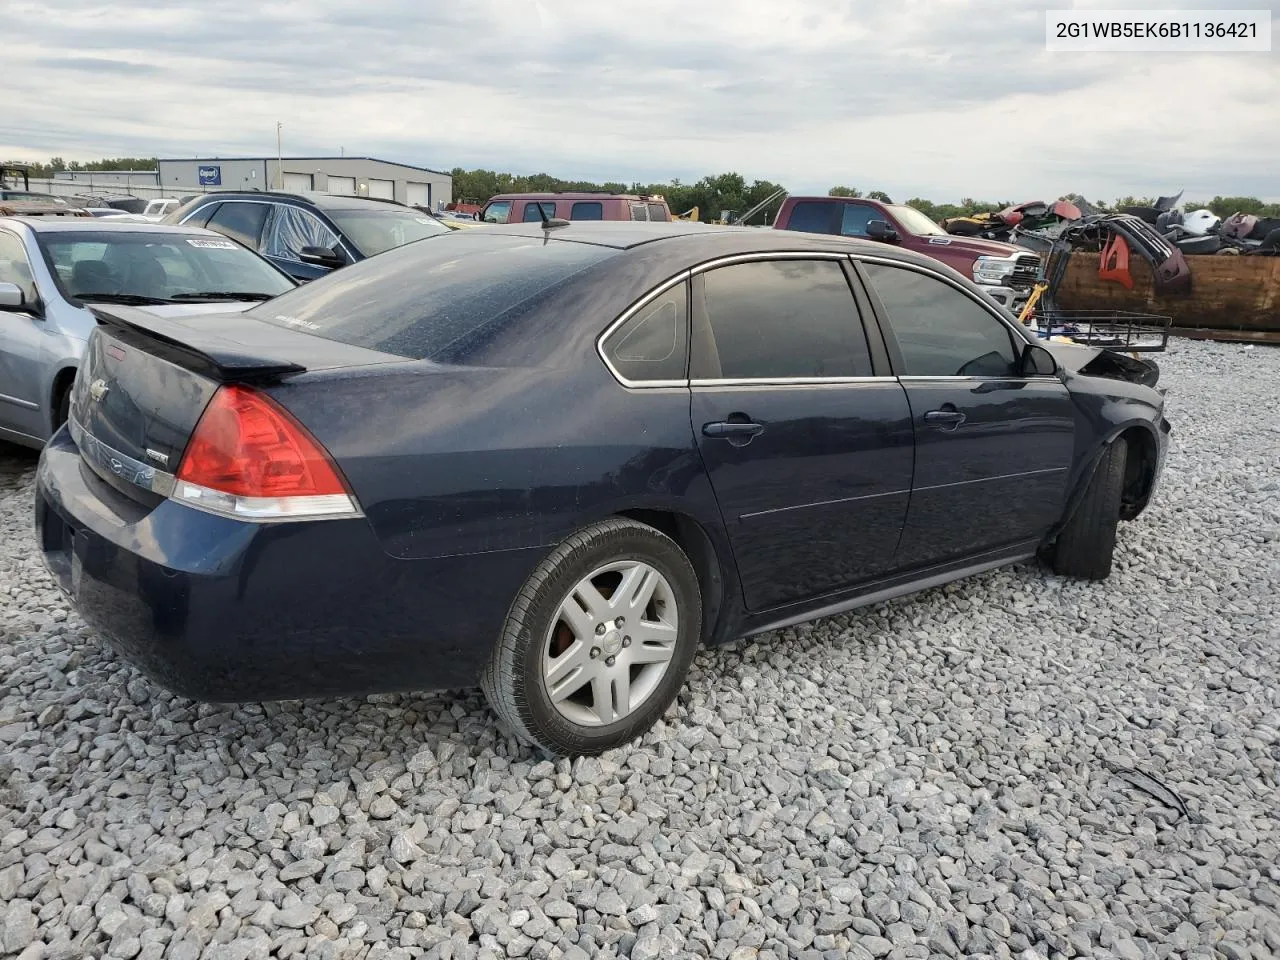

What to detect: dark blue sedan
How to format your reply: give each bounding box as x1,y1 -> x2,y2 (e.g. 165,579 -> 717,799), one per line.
35,222 -> 1170,756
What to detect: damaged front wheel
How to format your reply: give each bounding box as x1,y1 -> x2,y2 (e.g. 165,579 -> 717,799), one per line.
1046,438 -> 1128,580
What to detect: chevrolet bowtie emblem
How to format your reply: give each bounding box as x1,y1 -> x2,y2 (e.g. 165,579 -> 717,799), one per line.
89,379 -> 109,402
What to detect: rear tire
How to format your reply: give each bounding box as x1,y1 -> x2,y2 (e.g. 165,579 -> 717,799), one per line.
481,519 -> 701,757
1048,439 -> 1128,580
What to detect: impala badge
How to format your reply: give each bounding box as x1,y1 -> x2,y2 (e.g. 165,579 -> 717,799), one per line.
89,379 -> 110,403
145,448 -> 169,466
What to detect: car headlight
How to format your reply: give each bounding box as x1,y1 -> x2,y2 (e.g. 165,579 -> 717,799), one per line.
972,255 -> 1016,285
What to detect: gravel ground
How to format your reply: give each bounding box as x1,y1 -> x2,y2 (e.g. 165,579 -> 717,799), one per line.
1,340 -> 1278,960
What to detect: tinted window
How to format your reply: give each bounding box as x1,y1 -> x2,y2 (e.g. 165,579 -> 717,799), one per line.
483,201 -> 512,224
647,203 -> 667,221
570,202 -> 603,221
629,203 -> 649,222
783,201 -> 840,234
0,232 -> 38,303
863,263 -> 1020,377
522,202 -> 557,222
205,202 -> 270,249
253,233 -> 614,362
183,202 -> 219,228
694,260 -> 872,380
602,283 -> 688,383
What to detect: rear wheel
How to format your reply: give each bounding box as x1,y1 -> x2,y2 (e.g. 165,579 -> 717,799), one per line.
1047,439 -> 1128,580
481,519 -> 701,756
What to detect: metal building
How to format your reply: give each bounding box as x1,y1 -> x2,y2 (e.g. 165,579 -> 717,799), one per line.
155,156 -> 453,208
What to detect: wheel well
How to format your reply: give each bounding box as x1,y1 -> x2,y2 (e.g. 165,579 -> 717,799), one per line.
617,509 -> 725,645
1118,426 -> 1156,520
50,367 -> 77,429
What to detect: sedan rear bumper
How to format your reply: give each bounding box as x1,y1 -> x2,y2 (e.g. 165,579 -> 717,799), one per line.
35,426 -> 545,702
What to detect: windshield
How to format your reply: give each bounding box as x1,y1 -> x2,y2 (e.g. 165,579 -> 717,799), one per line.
1,191 -> 66,204
37,231 -> 296,303
888,204 -> 946,236
327,209 -> 451,257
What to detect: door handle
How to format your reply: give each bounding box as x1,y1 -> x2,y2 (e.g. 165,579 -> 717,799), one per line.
923,408 -> 966,429
702,420 -> 764,440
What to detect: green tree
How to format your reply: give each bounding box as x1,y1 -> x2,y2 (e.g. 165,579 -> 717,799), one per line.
867,190 -> 892,203
828,185 -> 861,197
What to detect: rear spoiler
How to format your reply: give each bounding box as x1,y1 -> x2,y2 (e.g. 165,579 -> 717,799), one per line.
90,306 -> 307,382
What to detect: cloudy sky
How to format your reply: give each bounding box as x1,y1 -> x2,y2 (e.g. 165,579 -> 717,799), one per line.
4,0 -> 1278,202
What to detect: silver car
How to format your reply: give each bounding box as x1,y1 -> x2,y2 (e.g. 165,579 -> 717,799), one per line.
0,218 -> 296,449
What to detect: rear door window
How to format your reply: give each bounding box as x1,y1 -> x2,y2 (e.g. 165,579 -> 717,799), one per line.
783,201 -> 841,234
692,259 -> 873,380
570,202 -> 603,221
601,282 -> 688,383
205,202 -> 270,250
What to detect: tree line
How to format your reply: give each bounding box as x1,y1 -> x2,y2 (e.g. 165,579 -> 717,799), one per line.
10,157 -> 1277,221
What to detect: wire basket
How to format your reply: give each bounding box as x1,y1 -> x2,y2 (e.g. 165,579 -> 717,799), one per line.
1028,309 -> 1171,353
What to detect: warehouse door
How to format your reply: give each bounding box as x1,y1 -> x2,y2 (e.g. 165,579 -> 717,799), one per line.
328,176 -> 356,196
368,178 -> 395,200
282,172 -> 314,192
406,182 -> 431,207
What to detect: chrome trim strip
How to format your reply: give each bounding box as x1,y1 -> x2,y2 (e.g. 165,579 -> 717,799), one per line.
911,466 -> 1067,494
68,417 -> 176,497
595,270 -> 691,389
740,486 -> 911,520
690,376 -> 898,388
897,375 -> 1062,383
0,392 -> 39,410
689,250 -> 852,273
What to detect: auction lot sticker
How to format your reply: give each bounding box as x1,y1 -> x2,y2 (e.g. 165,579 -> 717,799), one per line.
1046,9 -> 1271,51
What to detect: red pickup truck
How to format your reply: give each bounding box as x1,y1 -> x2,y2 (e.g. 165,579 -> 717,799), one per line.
773,196 -> 1042,312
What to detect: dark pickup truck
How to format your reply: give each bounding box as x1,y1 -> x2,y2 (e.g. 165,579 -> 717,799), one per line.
774,196 -> 1042,312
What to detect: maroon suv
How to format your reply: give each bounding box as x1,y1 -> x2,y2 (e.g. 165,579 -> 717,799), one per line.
774,196 -> 1041,312
480,193 -> 672,225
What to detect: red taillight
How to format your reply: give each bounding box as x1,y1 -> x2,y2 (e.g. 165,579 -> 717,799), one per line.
173,384 -> 359,521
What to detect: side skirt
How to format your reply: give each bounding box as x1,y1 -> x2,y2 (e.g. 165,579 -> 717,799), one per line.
739,539 -> 1041,638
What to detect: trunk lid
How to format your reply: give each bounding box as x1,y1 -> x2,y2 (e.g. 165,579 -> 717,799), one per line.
70,307 -> 408,504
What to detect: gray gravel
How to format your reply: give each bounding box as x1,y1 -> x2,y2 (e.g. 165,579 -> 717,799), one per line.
2,339 -> 1278,960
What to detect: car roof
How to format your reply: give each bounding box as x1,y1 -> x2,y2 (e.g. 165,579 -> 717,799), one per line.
0,217 -> 228,235
185,191 -> 408,211
476,220 -> 890,253
488,192 -> 663,202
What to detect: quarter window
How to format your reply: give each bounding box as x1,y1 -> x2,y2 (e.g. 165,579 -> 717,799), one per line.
863,263 -> 1020,377
647,203 -> 667,221
693,259 -> 872,380
205,202 -> 270,250
601,282 -> 689,383
629,203 -> 649,222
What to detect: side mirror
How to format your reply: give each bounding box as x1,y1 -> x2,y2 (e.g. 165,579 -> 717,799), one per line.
1021,342 -> 1058,376
0,281 -> 26,310
866,219 -> 899,242
298,245 -> 345,269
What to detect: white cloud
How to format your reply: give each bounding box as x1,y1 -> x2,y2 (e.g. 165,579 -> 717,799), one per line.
2,0 -> 1277,201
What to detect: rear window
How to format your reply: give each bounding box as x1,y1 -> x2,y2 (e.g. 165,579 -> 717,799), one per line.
251,232 -> 614,362
647,203 -> 667,221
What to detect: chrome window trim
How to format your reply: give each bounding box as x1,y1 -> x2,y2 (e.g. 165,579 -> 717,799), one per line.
69,416 -> 176,498
595,270 -> 692,389
689,250 -> 851,274
690,376 -> 897,388
179,198 -> 356,261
